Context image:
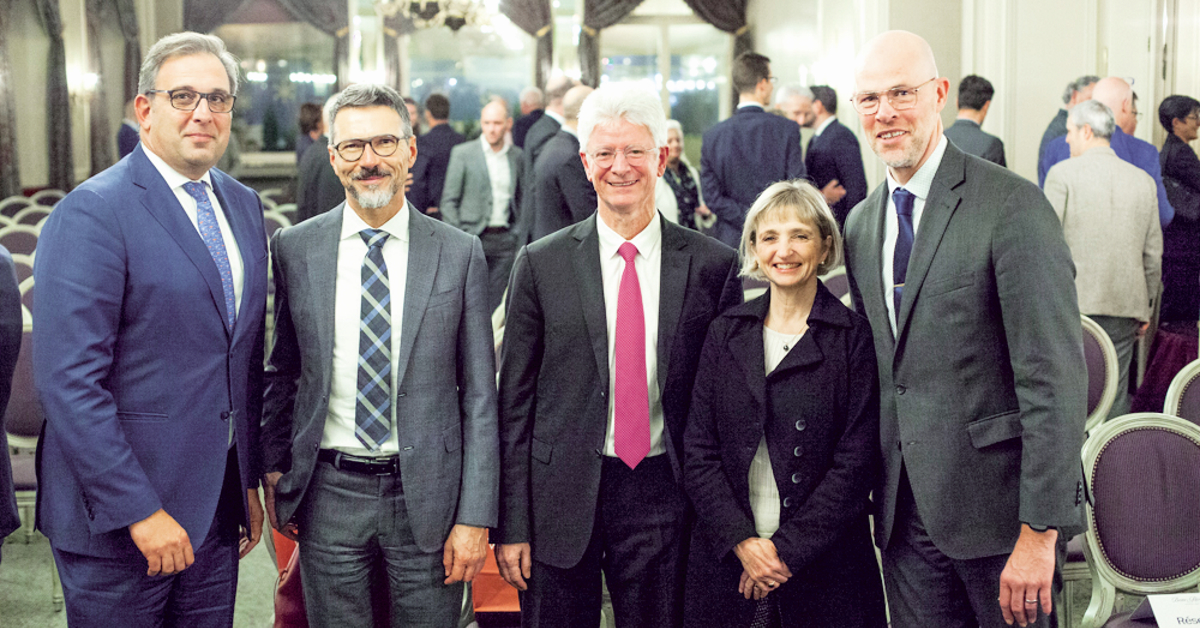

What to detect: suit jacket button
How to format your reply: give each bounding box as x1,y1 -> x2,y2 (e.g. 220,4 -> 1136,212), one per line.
793,446 -> 802,457
896,385 -> 906,395
782,497 -> 792,508
397,392 -> 407,398
791,472 -> 802,484
220,411 -> 230,421
794,419 -> 806,431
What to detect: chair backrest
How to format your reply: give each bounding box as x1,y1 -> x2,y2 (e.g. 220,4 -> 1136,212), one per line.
264,210 -> 292,240
1079,413 -> 1200,625
19,276 -> 33,318
819,265 -> 854,308
0,197 -> 32,218
0,225 -> 39,257
1081,315 -> 1119,433
258,188 -> 286,205
5,327 -> 43,449
12,205 -> 51,228
275,202 -> 298,223
30,189 -> 65,207
10,253 -> 33,286
1164,358 -> 1200,425
741,276 -> 768,301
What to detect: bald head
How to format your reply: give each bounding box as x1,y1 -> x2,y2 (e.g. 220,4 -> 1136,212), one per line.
1091,77 -> 1136,134
480,99 -> 511,150
854,30 -> 939,89
545,76 -> 578,115
562,85 -> 594,128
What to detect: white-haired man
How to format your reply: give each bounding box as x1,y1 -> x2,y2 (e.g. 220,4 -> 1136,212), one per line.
495,81 -> 742,627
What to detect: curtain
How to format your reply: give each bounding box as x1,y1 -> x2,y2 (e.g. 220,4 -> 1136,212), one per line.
114,0 -> 140,101
86,0 -> 114,176
681,0 -> 752,57
183,0 -> 254,34
273,0 -> 350,89
0,0 -> 20,197
579,0 -> 644,88
34,0 -> 74,191
500,0 -> 552,90
383,14 -> 416,92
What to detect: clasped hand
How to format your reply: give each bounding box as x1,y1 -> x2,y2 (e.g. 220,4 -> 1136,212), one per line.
734,537 -> 792,600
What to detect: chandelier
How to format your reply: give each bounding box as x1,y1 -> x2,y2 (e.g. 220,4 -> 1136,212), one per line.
376,0 -> 488,32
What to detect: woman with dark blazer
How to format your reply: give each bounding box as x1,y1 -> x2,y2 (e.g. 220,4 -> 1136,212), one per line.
1158,94 -> 1200,321
683,180 -> 886,628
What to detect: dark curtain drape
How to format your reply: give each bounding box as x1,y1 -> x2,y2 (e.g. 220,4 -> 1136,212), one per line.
273,0 -> 350,89
580,0 -> 644,87
86,0 -> 115,176
34,0 -> 74,191
114,0 -> 140,100
183,0 -> 254,34
0,0 -> 20,197
682,0 -> 752,57
383,14 -> 416,93
500,0 -> 552,90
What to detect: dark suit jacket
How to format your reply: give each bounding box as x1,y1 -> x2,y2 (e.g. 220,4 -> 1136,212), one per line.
531,130 -> 596,241
117,122 -> 139,159
497,215 -> 742,568
1038,108 -> 1068,173
410,124 -> 465,213
1161,132 -> 1200,194
262,204 -> 499,552
701,105 -> 805,248
0,248 -> 22,542
440,140 -> 524,235
295,135 -> 344,224
843,142 -> 1087,559
805,119 -> 868,228
512,109 -> 544,149
944,118 -> 1006,167
34,145 -> 268,558
683,284 -> 885,627
516,114 -> 563,243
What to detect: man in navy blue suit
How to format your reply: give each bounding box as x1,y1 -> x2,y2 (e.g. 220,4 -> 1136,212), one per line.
701,52 -> 805,248
804,85 -> 868,229
0,246 -> 22,563
33,32 -> 268,627
409,93 -> 465,220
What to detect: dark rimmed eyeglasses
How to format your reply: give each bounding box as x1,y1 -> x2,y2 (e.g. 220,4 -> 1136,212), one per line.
333,135 -> 407,162
145,89 -> 236,113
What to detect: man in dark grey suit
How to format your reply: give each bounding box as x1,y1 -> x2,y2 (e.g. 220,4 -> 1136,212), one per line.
442,99 -> 524,312
531,85 -> 597,241
516,76 -> 579,243
262,83 -> 498,627
944,75 -> 1006,166
844,31 -> 1086,628
1039,75 -> 1099,176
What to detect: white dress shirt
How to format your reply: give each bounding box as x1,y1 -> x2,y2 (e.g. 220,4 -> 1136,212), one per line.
143,147 -> 245,316
544,109 -> 565,126
321,204 -> 410,456
597,215 -> 666,458
749,326 -> 800,539
481,136 -> 514,227
812,115 -> 836,138
882,135 -> 949,334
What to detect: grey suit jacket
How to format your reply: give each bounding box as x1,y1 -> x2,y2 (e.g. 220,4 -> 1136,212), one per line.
441,139 -> 524,236
844,142 -> 1086,560
261,203 -> 499,553
1044,147 -> 1162,321
944,118 -> 1006,167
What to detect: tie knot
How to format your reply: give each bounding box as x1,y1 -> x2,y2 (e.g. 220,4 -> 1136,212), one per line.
893,188 -> 915,218
360,229 -> 390,250
183,181 -> 208,201
618,241 -> 638,263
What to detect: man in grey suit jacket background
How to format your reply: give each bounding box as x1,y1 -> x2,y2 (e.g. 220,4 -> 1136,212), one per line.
1045,100 -> 1162,419
442,99 -> 524,312
261,83 -> 498,627
844,31 -> 1086,628
944,74 -> 1006,166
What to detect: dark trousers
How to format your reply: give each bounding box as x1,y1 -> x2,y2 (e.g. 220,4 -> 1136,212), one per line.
479,228 -> 517,314
521,454 -> 687,628
296,460 -> 462,628
53,449 -> 243,628
883,473 -> 1062,628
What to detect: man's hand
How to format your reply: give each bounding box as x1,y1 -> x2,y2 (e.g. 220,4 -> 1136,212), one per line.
495,542 -> 532,591
239,488 -> 264,559
262,471 -> 297,540
1137,321 -> 1150,338
425,206 -> 439,216
733,537 -> 791,600
695,204 -> 713,217
821,179 -> 847,206
442,524 -> 488,584
999,525 -> 1058,626
129,509 -> 194,576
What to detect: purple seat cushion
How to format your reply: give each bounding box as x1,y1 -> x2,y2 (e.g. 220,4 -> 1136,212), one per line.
1177,376 -> 1200,426
1091,427 -> 1200,580
1083,327 -> 1108,417
1067,535 -> 1085,562
824,273 -> 850,300
9,449 -> 36,491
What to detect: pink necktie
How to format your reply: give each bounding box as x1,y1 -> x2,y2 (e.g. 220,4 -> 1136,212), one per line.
614,242 -> 650,469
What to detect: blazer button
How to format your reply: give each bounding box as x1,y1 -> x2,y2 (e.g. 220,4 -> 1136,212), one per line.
793,445 -> 802,457
782,497 -> 793,508
791,472 -> 802,484
794,419 -> 806,431
896,385 -> 907,395
397,392 -> 407,398
220,411 -> 230,421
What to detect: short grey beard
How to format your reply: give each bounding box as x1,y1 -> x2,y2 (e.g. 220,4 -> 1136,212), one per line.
348,181 -> 398,210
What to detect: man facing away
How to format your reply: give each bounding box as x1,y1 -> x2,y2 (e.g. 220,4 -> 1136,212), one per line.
804,85 -> 869,229
944,74 -> 1007,167
442,98 -> 525,312
1039,75 -> 1099,171
1044,99 -> 1161,419
843,30 -> 1087,628
530,85 -> 597,241
495,81 -> 742,627
409,93 -> 465,220
261,83 -> 498,627
34,31 -> 268,626
513,86 -> 545,149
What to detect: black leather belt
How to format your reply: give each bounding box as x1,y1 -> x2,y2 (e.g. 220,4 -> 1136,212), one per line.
317,449 -> 400,476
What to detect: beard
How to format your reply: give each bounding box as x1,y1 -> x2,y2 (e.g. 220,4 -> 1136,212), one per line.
346,165 -> 401,210
873,120 -> 936,171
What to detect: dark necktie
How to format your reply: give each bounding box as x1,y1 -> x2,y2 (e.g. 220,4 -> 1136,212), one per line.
892,187 -> 916,315
356,229 -> 392,452
614,242 -> 649,469
183,181 -> 236,330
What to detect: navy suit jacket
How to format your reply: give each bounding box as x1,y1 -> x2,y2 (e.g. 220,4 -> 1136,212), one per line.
532,130 -> 596,241
943,118 -> 1006,167
0,248 -> 22,542
33,145 -> 268,558
295,135 -> 344,224
513,109 -> 544,149
516,114 -> 563,243
805,119 -> 868,228
701,105 -> 805,248
410,124 -> 465,213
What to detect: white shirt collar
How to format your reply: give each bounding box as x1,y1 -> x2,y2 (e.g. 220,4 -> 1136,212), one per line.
340,202 -> 410,244
480,134 -> 510,157
738,102 -> 765,111
560,125 -> 579,139
813,116 -> 836,137
143,145 -> 213,190
886,134 -> 949,202
596,213 -> 662,262
545,109 -> 565,125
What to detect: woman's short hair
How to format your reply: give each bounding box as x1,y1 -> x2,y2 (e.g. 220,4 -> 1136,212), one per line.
577,81 -> 667,153
1158,94 -> 1200,133
739,180 -> 842,280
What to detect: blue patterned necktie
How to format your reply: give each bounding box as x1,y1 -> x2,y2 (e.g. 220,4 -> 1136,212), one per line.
183,181 -> 236,330
356,229 -> 392,452
892,187 -> 916,315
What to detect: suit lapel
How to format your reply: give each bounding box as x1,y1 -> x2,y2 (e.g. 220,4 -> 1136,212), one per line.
396,204 -> 441,386
306,206 -> 343,375
726,301 -> 767,410
571,217 -> 610,394
854,183 -> 893,348
656,218 -> 690,389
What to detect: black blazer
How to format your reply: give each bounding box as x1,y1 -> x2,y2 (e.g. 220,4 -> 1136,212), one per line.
531,130 -> 597,241
295,135 -> 344,223
512,109 -> 544,148
0,248 -> 22,543
1161,132 -> 1200,193
515,114 -> 563,243
805,119 -> 868,228
943,118 -> 1006,168
497,215 -> 742,568
410,124 -> 465,212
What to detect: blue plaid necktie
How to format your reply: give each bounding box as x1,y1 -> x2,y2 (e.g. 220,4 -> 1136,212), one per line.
356,229 -> 392,452
183,181 -> 236,330
892,187 -> 916,315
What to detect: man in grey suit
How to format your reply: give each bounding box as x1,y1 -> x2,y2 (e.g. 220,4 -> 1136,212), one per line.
1045,100 -> 1162,419
844,31 -> 1086,628
261,83 -> 498,627
442,99 -> 524,312
944,75 -> 1006,166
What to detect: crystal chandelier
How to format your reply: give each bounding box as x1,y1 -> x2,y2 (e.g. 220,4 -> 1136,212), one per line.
376,0 -> 488,32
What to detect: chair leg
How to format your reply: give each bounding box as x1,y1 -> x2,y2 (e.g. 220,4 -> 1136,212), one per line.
51,553 -> 63,612
1061,580 -> 1074,628
1080,575 -> 1116,628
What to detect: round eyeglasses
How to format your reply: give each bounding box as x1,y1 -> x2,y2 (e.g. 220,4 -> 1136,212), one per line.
333,135 -> 406,162
850,78 -> 937,115
145,89 -> 236,113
